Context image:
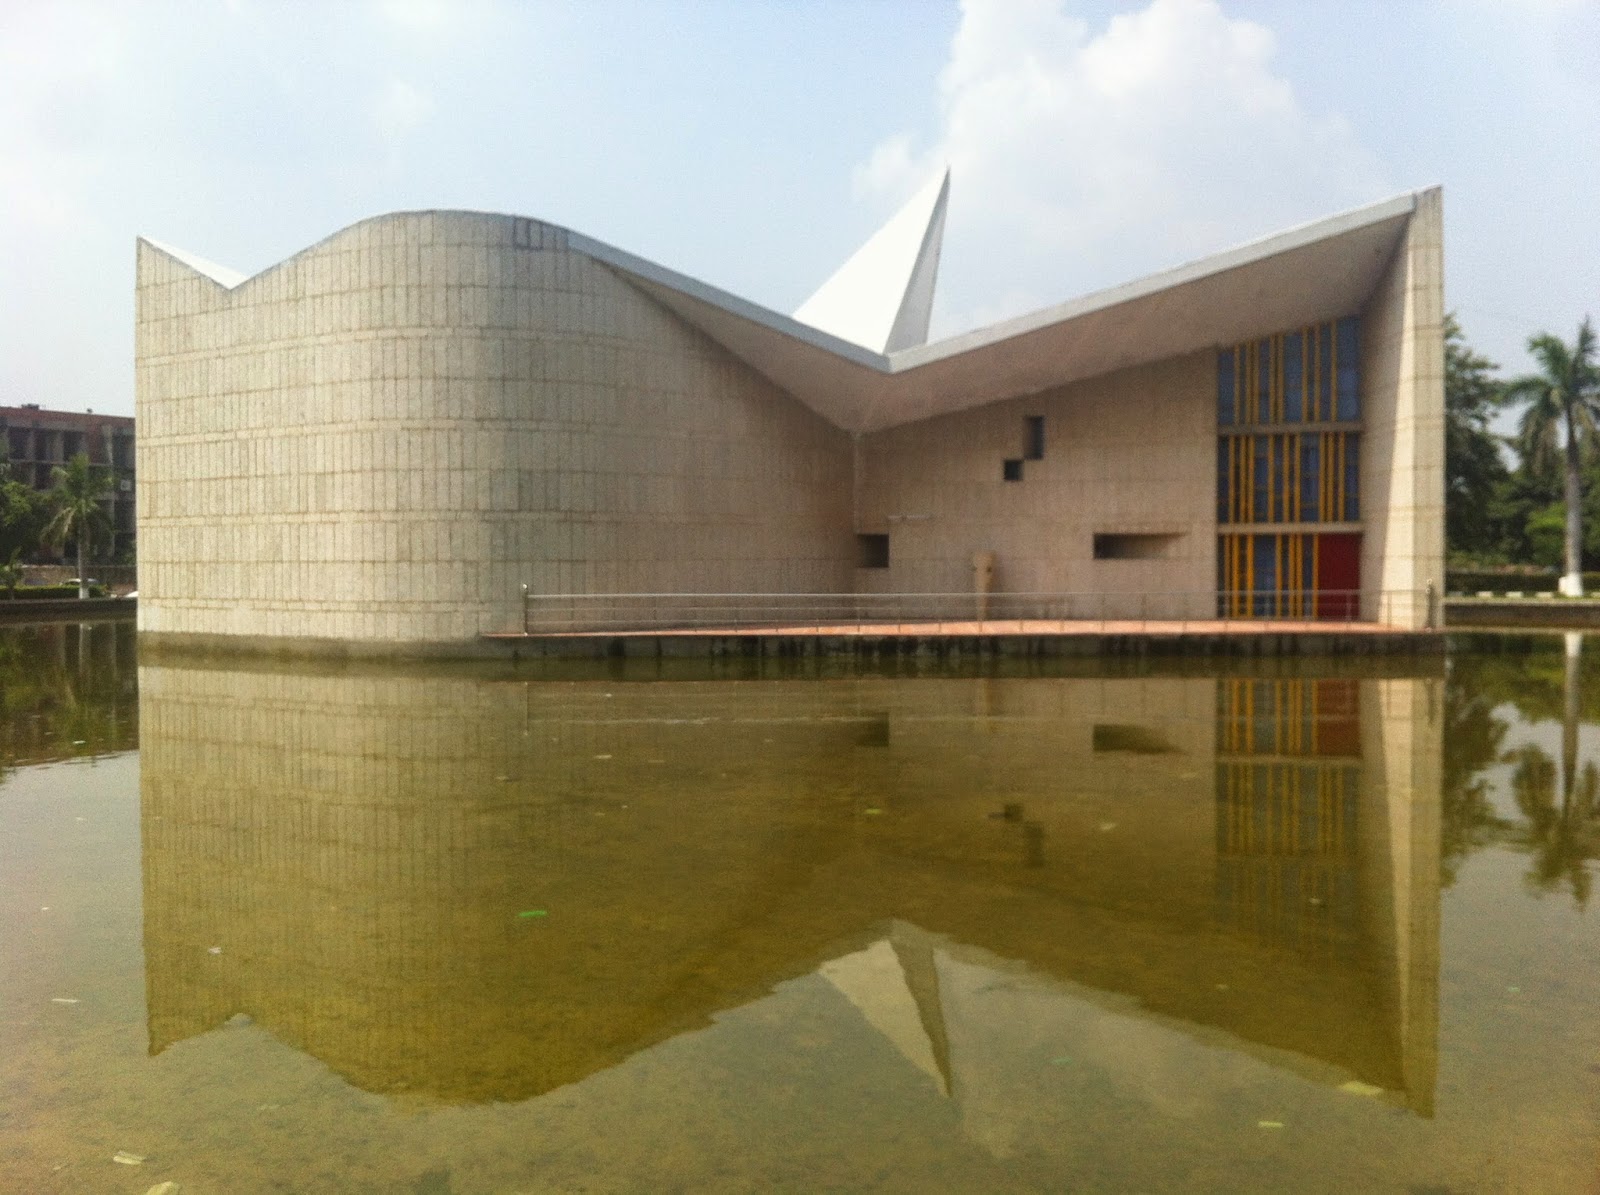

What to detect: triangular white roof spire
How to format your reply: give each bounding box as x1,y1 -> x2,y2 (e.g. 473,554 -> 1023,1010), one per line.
794,169 -> 949,354
143,238 -> 248,289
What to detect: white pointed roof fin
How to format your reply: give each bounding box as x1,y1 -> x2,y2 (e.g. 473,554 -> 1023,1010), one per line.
794,168 -> 949,354
143,238 -> 249,289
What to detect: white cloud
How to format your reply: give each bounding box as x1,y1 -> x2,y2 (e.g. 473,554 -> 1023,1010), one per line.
371,0 -> 491,42
371,78 -> 434,143
859,0 -> 1390,337
374,0 -> 454,30
0,3 -> 123,234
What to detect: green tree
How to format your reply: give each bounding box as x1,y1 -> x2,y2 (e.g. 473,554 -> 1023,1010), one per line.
1488,464 -> 1560,567
1439,651 -> 1515,884
0,549 -> 22,601
43,454 -> 112,599
1504,743 -> 1598,909
0,455 -> 48,565
1524,502 -> 1567,568
1502,317 -> 1599,593
0,480 -> 47,564
1444,314 -> 1509,560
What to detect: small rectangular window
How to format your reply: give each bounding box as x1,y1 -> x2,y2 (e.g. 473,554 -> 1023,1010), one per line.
1094,533 -> 1182,560
1002,459 -> 1023,482
1024,415 -> 1045,460
856,533 -> 890,569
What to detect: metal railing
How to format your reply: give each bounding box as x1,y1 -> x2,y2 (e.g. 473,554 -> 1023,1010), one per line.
518,588 -> 1435,635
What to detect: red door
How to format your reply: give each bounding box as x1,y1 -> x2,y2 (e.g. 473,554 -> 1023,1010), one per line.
1316,534 -> 1361,620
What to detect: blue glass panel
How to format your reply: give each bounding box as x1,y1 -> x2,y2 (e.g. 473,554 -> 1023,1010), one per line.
1253,534 -> 1277,615
1218,350 -> 1235,425
1217,439 -> 1231,522
1271,435 -> 1288,522
1299,436 -> 1320,523
1318,324 -> 1334,421
1253,436 -> 1270,522
1257,341 -> 1272,424
1344,433 -> 1361,520
1284,333 -> 1304,422
1336,317 -> 1360,421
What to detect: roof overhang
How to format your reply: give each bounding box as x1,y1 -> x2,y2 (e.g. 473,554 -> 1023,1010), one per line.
144,189 -> 1424,436
583,191 -> 1419,433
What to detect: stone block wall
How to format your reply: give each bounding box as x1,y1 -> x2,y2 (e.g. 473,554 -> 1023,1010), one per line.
855,352 -> 1217,618
135,212 -> 854,646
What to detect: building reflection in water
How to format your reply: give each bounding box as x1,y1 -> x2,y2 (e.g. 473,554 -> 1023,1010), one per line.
0,620 -> 138,766
138,657 -> 1442,1122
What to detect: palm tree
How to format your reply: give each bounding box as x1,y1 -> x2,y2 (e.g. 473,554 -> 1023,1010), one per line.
0,548 -> 22,601
1499,635 -> 1600,908
1503,317 -> 1599,595
43,454 -> 112,599
1505,741 -> 1598,909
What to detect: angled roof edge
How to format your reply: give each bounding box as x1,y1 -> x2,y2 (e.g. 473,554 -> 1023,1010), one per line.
137,188 -> 1422,342
575,188 -> 1425,383
140,237 -> 250,289
135,186 -> 1434,432
882,176 -> 950,354
136,210 -> 893,371
565,229 -> 893,371
888,189 -> 1421,371
578,187 -> 1429,432
138,213 -> 431,298
791,168 -> 951,354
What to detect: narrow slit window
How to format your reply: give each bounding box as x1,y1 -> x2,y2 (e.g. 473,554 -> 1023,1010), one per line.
1024,415 -> 1045,460
1002,459 -> 1024,482
1217,349 -> 1236,425
1094,533 -> 1182,560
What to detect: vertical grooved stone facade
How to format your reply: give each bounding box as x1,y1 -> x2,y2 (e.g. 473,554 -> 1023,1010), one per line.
135,190 -> 1443,651
136,213 -> 853,646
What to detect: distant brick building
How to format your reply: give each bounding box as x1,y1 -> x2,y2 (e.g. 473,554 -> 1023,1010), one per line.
0,405 -> 136,561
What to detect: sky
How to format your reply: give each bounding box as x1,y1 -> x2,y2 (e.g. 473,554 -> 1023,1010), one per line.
2,0 -> 1598,418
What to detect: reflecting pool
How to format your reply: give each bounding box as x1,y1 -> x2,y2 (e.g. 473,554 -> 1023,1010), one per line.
1,625 -> 1597,1193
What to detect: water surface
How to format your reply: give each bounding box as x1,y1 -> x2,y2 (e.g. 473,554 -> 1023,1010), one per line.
1,625 -> 1596,1192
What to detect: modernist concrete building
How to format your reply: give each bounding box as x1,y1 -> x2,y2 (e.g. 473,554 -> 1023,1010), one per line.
134,181 -> 1442,651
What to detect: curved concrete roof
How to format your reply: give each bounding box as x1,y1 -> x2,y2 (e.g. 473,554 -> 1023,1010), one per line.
144,188 -> 1426,434
583,190 -> 1420,432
